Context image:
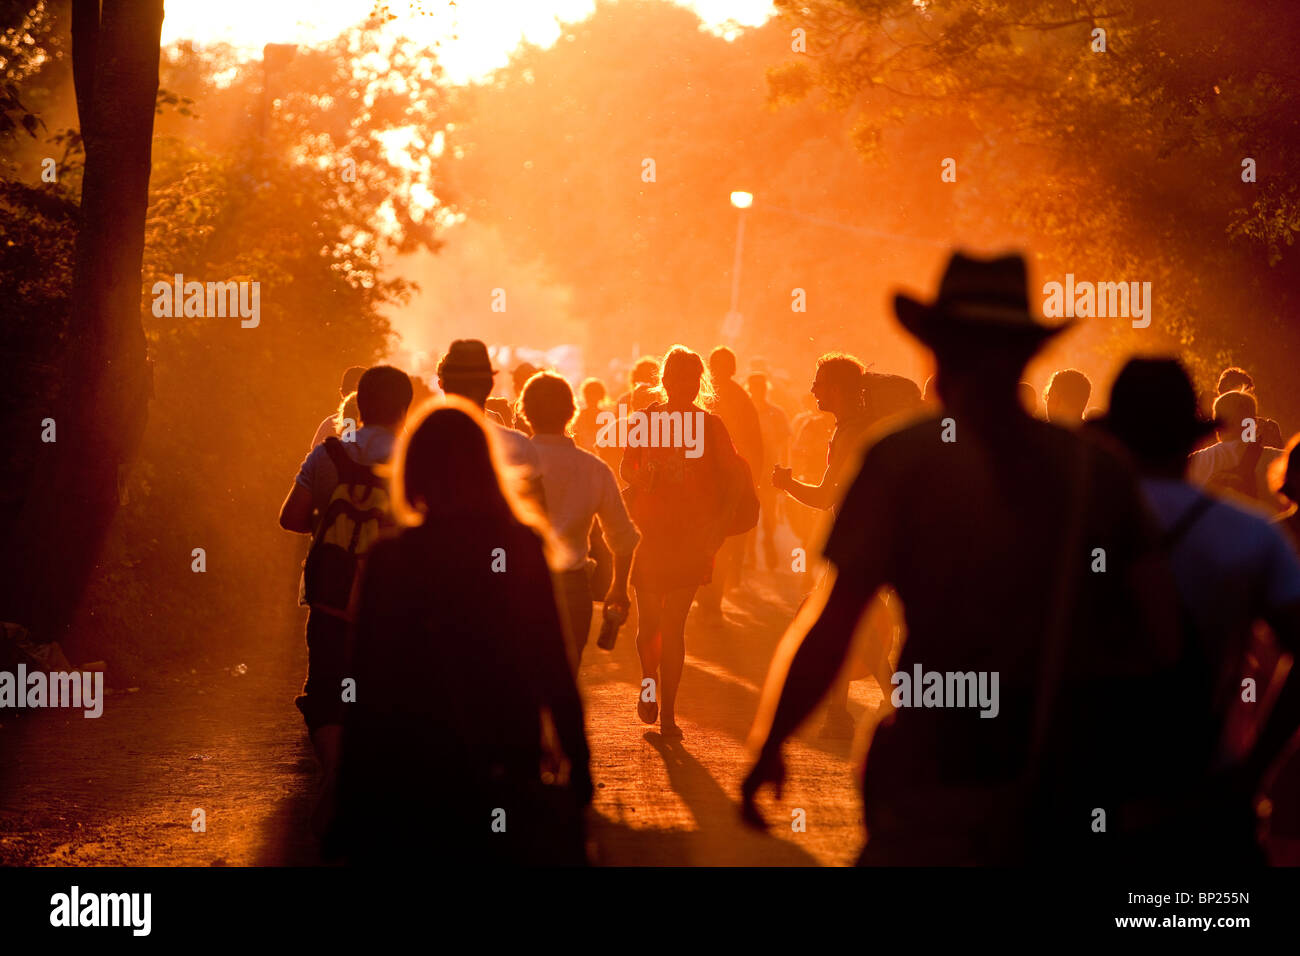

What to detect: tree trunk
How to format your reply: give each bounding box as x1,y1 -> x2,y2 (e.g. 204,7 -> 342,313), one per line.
0,0 -> 162,643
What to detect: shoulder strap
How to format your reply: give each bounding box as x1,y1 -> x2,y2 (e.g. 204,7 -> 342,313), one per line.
323,436 -> 378,487
1161,493 -> 1215,551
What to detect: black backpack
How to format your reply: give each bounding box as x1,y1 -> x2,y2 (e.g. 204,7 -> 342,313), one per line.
302,437 -> 392,620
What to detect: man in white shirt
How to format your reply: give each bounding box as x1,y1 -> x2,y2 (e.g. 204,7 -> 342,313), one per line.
436,340 -> 545,509
1188,388 -> 1285,512
522,372 -> 639,666
1103,357 -> 1300,863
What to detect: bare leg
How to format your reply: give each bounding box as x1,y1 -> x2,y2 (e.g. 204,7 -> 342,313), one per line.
658,586 -> 696,736
635,587 -> 663,723
635,586 -> 663,679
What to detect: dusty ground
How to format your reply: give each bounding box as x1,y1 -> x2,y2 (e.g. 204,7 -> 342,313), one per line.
0,565 -> 876,866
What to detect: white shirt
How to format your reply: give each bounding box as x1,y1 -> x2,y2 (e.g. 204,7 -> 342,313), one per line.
531,433 -> 640,572
1187,439 -> 1284,511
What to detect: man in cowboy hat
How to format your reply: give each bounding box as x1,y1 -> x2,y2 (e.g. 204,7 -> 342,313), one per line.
437,339 -> 545,508
743,251 -> 1181,865
1100,357 -> 1300,863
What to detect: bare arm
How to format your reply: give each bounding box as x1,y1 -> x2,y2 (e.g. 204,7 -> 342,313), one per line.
278,483 -> 314,534
775,463 -> 838,512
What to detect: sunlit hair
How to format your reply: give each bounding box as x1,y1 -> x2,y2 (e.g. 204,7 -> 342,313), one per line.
521,371 -> 576,433
334,391 -> 360,435
661,344 -> 714,406
387,396 -> 555,559
632,356 -> 660,387
1044,368 -> 1092,407
816,352 -> 865,394
1268,432 -> 1300,502
1213,388 -> 1257,434
1217,366 -> 1255,395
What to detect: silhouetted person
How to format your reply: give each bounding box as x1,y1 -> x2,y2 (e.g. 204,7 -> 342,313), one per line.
278,365 -> 413,822
773,353 -> 879,738
747,372 -> 790,571
1101,357 -> 1300,863
772,354 -> 871,516
697,347 -> 763,615
622,346 -> 742,739
310,365 -> 367,449
1189,388 -> 1284,510
616,355 -> 660,411
334,398 -> 591,864
573,377 -> 609,454
1043,367 -> 1091,426
744,252 -> 1181,865
522,372 -> 639,665
438,340 -> 544,508
1216,366 -> 1283,448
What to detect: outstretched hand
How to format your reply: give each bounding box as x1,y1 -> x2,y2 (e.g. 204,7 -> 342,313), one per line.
740,745 -> 786,829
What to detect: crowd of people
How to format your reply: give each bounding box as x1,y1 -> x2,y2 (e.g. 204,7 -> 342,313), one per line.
277,250 -> 1300,866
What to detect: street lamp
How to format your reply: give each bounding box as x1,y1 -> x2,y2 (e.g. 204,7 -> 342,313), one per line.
724,191 -> 752,341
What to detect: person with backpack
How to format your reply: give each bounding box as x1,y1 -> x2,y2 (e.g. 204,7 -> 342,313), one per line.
278,365 -> 414,812
621,345 -> 753,740
1100,358 -> 1300,863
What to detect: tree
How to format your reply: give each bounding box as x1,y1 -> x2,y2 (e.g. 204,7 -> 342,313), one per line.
1,0 -> 163,642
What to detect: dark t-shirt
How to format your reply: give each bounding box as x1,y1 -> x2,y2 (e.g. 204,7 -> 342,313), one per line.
825,413 -> 1174,791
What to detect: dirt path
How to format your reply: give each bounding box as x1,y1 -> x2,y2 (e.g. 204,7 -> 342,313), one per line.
0,567 -> 873,866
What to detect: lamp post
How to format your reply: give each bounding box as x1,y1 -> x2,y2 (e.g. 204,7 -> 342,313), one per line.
723,190 -> 752,341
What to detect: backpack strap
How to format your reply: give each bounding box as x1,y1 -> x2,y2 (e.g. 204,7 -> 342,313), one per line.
1161,493 -> 1215,550
322,436 -> 379,487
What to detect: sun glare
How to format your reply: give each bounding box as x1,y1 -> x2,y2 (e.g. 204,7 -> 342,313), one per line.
160,0 -> 776,85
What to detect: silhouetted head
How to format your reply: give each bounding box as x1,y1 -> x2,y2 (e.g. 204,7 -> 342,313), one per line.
631,356 -> 659,389
1101,357 -> 1219,475
894,252 -> 1067,416
811,353 -> 865,419
340,365 -> 366,399
437,339 -> 497,409
356,365 -> 414,430
580,377 -> 606,409
1217,366 -> 1254,395
522,371 -> 576,435
392,397 -> 514,524
747,372 -> 768,403
709,346 -> 737,383
1269,434 -> 1300,504
1214,389 -> 1257,443
661,346 -> 707,406
511,362 -> 541,398
1044,368 -> 1092,426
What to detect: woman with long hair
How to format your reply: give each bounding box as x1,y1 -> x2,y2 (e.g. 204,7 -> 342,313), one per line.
621,346 -> 741,739
334,396 -> 591,864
